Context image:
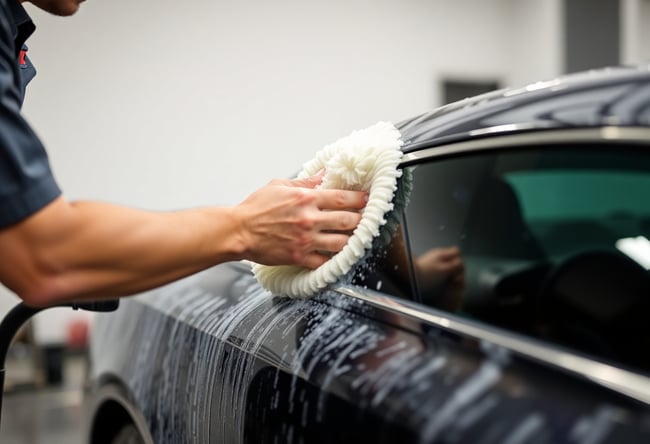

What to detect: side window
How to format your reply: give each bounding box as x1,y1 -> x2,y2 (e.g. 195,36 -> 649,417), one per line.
400,145 -> 650,371
350,184 -> 415,300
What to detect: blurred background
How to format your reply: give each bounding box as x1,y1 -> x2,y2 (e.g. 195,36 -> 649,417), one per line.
1,0 -> 649,442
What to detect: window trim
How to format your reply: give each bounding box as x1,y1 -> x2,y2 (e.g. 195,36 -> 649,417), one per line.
334,284 -> 650,407
402,127 -> 650,166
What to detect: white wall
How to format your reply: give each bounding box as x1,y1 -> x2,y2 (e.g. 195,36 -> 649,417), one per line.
506,0 -> 563,87
622,0 -> 650,65
2,0 -> 564,341
21,0 -> 521,209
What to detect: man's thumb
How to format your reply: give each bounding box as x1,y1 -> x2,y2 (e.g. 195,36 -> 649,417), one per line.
288,169 -> 325,189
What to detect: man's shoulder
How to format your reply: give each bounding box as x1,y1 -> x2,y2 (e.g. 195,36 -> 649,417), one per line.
0,1 -> 17,45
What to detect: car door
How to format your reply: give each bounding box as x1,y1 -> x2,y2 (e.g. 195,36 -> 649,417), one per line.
221,127 -> 650,442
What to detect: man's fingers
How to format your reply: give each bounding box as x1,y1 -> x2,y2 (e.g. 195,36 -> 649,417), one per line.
436,246 -> 461,260
317,210 -> 362,233
315,189 -> 368,210
301,232 -> 352,269
301,252 -> 330,269
447,257 -> 464,274
285,171 -> 325,189
315,232 -> 350,254
273,176 -> 368,210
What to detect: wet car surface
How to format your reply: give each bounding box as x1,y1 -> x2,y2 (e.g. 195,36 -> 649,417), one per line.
86,65 -> 650,444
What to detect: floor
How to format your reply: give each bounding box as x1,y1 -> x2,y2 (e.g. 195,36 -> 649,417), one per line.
1,348 -> 86,444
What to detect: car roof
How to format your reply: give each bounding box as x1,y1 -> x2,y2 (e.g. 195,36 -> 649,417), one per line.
397,64 -> 650,152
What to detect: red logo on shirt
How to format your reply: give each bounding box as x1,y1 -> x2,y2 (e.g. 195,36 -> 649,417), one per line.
19,50 -> 27,65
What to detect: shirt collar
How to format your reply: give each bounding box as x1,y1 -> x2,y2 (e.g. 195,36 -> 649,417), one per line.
7,1 -> 35,55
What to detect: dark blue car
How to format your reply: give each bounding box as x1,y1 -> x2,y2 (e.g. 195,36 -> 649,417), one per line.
86,65 -> 650,444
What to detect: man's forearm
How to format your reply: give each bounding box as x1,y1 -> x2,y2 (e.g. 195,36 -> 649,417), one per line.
0,197 -> 245,306
0,174 -> 367,307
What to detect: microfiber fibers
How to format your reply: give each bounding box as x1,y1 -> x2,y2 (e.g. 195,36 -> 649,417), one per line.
251,121 -> 404,298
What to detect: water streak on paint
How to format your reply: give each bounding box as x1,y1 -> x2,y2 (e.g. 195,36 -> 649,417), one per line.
90,259 -> 647,443
501,413 -> 545,444
420,361 -> 501,442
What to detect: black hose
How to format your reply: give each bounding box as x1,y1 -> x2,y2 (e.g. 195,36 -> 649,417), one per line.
0,300 -> 119,431
0,303 -> 43,429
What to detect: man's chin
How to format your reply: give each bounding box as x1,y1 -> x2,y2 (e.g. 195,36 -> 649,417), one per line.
57,2 -> 83,17
28,0 -> 83,17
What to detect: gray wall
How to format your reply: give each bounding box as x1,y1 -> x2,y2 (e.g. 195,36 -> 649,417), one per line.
565,0 -> 620,73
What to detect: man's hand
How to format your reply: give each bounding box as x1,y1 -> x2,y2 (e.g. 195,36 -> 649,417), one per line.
234,173 -> 368,269
416,246 -> 465,311
415,246 -> 464,289
0,173 -> 367,306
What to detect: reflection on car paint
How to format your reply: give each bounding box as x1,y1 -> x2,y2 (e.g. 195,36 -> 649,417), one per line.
398,72 -> 650,150
91,265 -> 649,443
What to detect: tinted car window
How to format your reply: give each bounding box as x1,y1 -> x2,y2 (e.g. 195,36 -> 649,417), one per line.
398,144 -> 650,371
351,204 -> 416,300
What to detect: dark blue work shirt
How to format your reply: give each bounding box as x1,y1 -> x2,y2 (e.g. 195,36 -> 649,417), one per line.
0,0 -> 61,228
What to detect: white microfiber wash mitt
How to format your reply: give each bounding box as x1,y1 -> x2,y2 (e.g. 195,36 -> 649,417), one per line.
251,121 -> 404,298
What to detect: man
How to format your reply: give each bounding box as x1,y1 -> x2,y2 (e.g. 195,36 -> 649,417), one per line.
0,0 -> 367,307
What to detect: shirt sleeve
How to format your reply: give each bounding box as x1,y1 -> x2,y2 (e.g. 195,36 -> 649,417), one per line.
0,3 -> 61,228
